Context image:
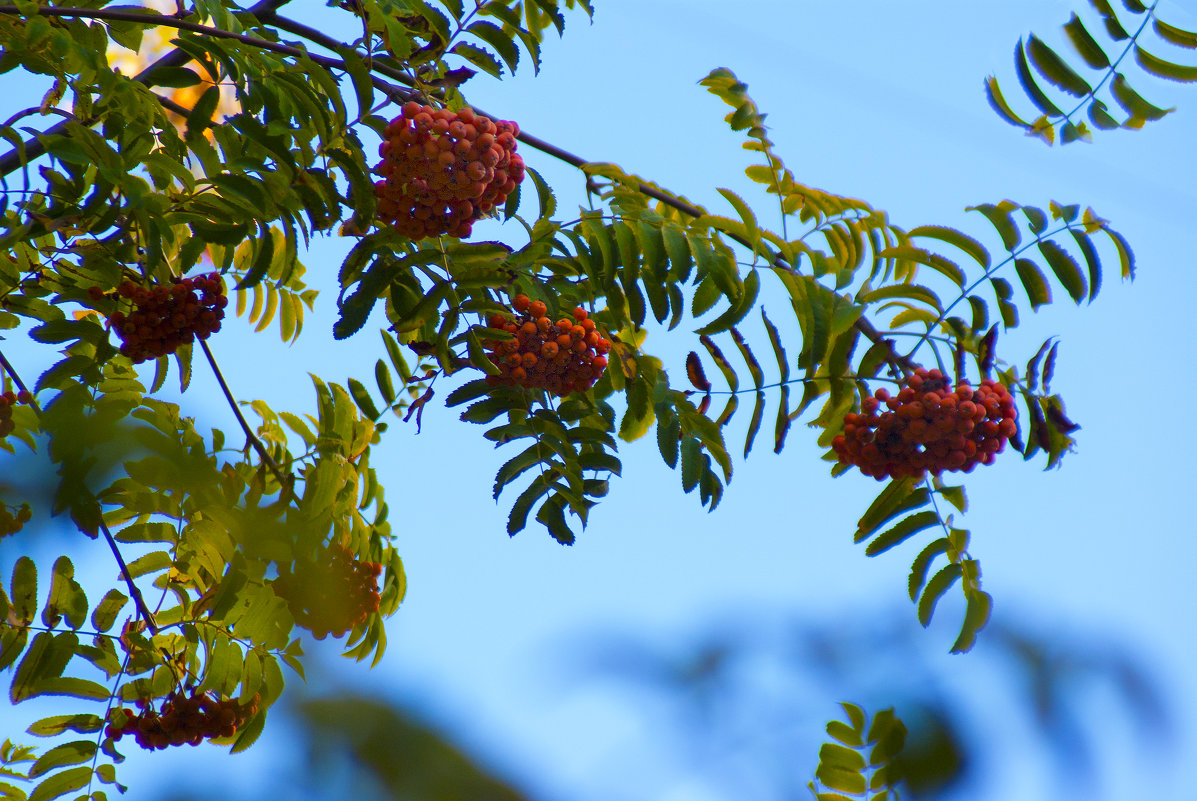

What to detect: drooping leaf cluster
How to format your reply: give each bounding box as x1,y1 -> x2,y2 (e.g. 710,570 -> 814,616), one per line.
987,0 -> 1197,143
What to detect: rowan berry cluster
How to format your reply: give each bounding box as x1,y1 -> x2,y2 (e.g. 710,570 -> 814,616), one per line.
481,295 -> 611,397
272,544 -> 382,640
0,389 -> 32,438
101,274 -> 227,364
373,101 -> 525,239
106,690 -> 260,750
0,502 -> 32,539
833,367 -> 1018,480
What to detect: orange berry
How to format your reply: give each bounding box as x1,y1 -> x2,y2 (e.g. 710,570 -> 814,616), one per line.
529,300 -> 547,318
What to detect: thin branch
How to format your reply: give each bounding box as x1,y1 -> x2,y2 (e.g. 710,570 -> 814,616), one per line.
198,339 -> 296,501
98,520 -> 160,634
0,348 -> 158,633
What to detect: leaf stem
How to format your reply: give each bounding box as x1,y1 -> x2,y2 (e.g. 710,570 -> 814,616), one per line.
197,339 -> 296,501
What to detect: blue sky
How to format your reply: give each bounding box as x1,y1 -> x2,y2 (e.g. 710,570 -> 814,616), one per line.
3,2 -> 1196,800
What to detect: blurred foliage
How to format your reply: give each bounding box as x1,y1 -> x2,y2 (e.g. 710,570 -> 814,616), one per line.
570,608 -> 1170,799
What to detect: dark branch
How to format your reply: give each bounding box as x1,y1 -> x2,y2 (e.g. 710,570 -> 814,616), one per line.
198,339 -> 297,502
98,520 -> 160,634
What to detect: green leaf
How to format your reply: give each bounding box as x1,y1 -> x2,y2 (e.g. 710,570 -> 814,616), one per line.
12,556 -> 38,623
951,587 -> 993,653
1134,46 -> 1197,82
89,589 -> 128,634
28,741 -> 96,779
1064,13 -> 1111,68
864,511 -> 940,557
819,742 -> 866,772
854,477 -> 922,543
841,702 -> 866,731
825,720 -> 862,747
680,436 -> 702,493
43,557 -> 87,630
1153,18 -> 1197,49
985,76 -> 1031,128
1037,240 -> 1086,303
1014,39 -> 1065,116
877,245 -> 965,286
917,564 -> 963,627
467,20 -> 519,73
908,538 -> 951,601
1109,73 -> 1172,123
28,766 -> 92,801
347,378 -> 381,421
907,225 -> 990,269
1027,34 -> 1092,96
12,632 -> 75,703
148,66 -> 203,88
1013,258 -> 1052,309
968,202 -> 1022,251
26,714 -> 103,738
815,765 -> 866,795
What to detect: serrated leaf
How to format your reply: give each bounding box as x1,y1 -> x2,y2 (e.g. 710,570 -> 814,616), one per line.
1027,34 -> 1092,96
825,720 -> 862,746
968,202 -> 1022,251
864,511 -> 939,557
917,564 -> 963,627
985,76 -> 1031,128
1154,18 -> 1197,49
43,557 -> 87,630
1015,39 -> 1065,116
907,225 -> 990,269
12,556 -> 37,623
1013,258 -> 1052,309
685,352 -> 711,393
1134,46 -> 1197,82
951,587 -> 993,653
26,714 -> 103,738
818,742 -> 866,772
1110,73 -> 1172,123
28,766 -> 92,801
1065,13 -> 1112,68
466,20 -> 519,73
855,478 -> 922,543
28,740 -> 96,779
908,538 -> 951,601
815,765 -> 866,795
450,41 -> 504,78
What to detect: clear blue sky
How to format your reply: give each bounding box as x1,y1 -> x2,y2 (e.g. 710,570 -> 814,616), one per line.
3,3 -> 1195,800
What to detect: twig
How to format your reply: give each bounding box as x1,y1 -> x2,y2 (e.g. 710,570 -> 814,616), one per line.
198,339 -> 296,501
98,520 -> 160,634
